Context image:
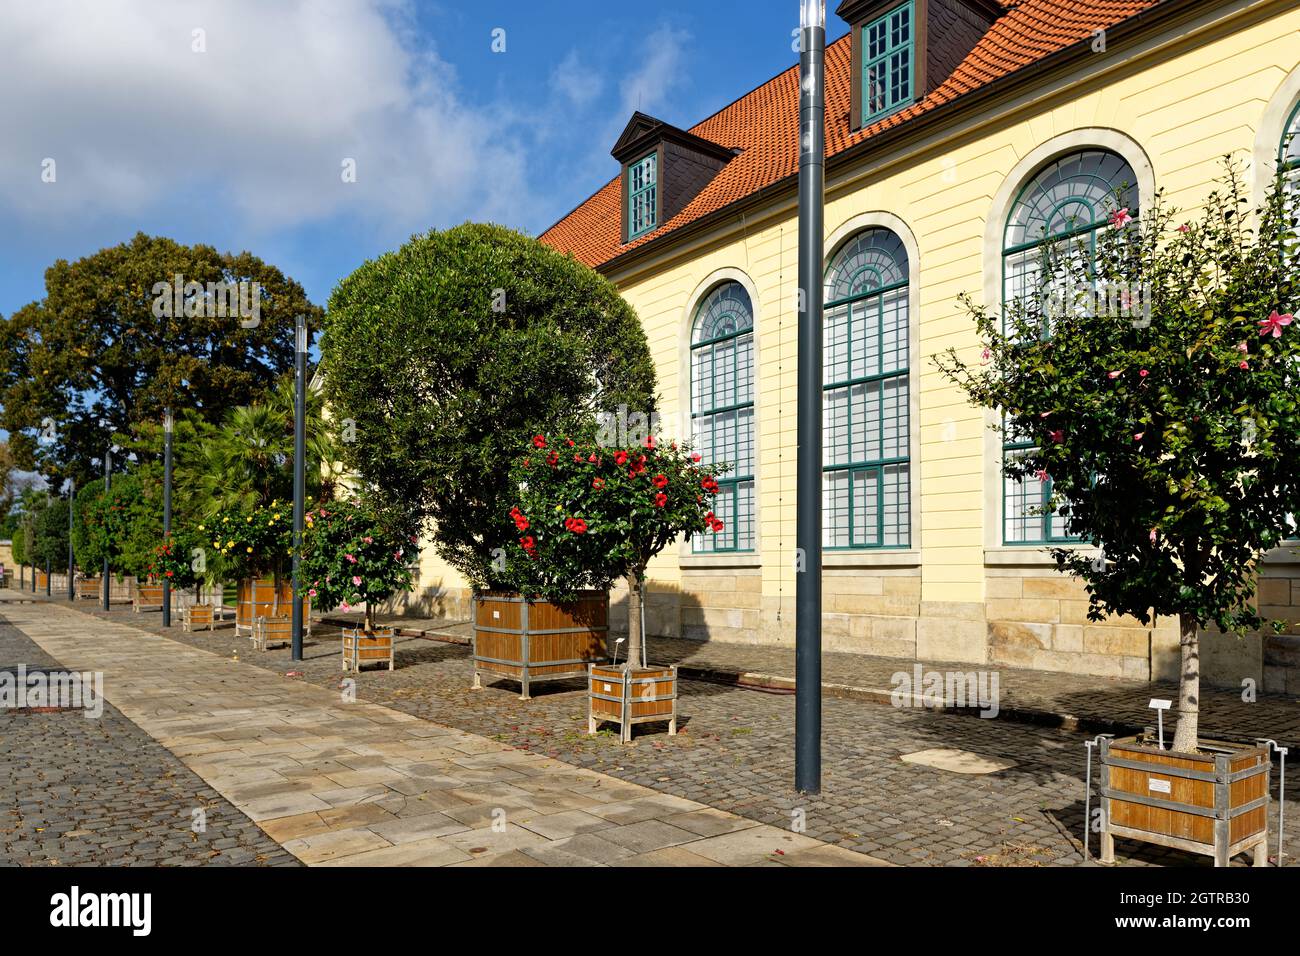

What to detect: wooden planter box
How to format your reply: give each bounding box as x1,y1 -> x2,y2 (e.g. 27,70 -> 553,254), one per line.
1100,735 -> 1271,867
588,662 -> 678,744
134,583 -> 165,612
472,591 -> 608,699
235,579 -> 310,638
342,627 -> 395,672
183,603 -> 215,633
74,577 -> 101,600
34,570 -> 49,590
251,615 -> 294,652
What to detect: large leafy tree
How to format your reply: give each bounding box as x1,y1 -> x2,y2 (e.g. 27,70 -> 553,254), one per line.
0,232 -> 322,488
31,496 -> 70,572
322,223 -> 657,588
937,163 -> 1300,752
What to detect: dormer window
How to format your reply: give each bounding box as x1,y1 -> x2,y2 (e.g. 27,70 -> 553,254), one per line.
839,0 -> 1000,132
612,111 -> 735,245
627,152 -> 658,239
863,2 -> 913,122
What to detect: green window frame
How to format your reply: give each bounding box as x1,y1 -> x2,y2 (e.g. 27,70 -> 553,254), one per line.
822,229 -> 910,549
862,2 -> 913,124
627,152 -> 658,239
1001,149 -> 1138,545
691,282 -> 755,552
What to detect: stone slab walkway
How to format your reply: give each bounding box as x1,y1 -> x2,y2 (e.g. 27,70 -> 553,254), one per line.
0,594 -> 887,867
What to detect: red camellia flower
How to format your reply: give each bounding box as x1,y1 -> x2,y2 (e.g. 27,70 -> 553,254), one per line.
546,451 -> 559,467
588,453 -> 598,463
565,518 -> 588,534
652,473 -> 668,489
592,478 -> 605,489
701,476 -> 719,493
654,493 -> 668,507
614,451 -> 629,466
532,435 -> 546,448
691,453 -> 702,462
644,435 -> 656,450
519,536 -> 535,550
573,453 -> 583,463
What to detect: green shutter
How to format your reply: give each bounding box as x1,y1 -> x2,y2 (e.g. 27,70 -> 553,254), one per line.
861,2 -> 913,124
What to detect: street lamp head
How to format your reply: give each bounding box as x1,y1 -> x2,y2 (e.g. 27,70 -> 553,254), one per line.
163,408 -> 174,434
800,0 -> 825,30
295,314 -> 308,355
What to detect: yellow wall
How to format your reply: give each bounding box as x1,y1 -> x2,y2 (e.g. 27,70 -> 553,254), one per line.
409,1 -> 1300,689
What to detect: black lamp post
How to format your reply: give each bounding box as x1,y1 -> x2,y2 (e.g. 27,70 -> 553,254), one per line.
291,315 -> 307,661
67,479 -> 75,601
102,447 -> 112,612
795,0 -> 826,795
162,408 -> 173,627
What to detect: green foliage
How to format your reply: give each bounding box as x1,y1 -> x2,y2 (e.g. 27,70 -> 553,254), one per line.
0,232 -> 322,489
71,479 -> 106,571
10,525 -> 26,566
83,468 -> 163,579
936,161 -> 1300,636
299,497 -> 419,631
203,500 -> 294,580
322,223 -> 657,589
134,375 -> 343,522
32,497 -> 70,569
500,432 -> 725,602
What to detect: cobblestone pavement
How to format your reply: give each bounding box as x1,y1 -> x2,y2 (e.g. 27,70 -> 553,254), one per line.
1,597 -> 881,867
0,616 -> 298,867
69,599 -> 1300,867
317,610 -> 1300,747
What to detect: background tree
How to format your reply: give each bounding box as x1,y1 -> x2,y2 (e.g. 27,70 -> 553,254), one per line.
322,223 -> 657,589
32,496 -> 70,574
0,232 -> 322,488
936,163 -> 1300,752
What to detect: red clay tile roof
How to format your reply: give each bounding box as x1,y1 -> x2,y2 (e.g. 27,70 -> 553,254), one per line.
539,0 -> 1159,269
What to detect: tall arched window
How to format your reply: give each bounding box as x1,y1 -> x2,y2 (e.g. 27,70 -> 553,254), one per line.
691,281 -> 755,552
1001,149 -> 1138,544
1282,100 -> 1300,195
822,229 -> 910,548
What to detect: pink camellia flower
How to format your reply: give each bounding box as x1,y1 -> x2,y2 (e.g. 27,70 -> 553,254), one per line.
1138,369 -> 1149,378
1109,207 -> 1132,228
363,536 -> 373,544
1237,341 -> 1248,353
352,575 -> 362,586
1176,223 -> 1189,233
346,553 -> 357,563
1039,411 -> 1052,419
981,347 -> 991,363
341,602 -> 351,612
1259,310 -> 1294,338
1134,432 -> 1145,441
308,588 -> 317,597
1035,468 -> 1050,482
1149,529 -> 1158,544
1107,370 -> 1121,379
1048,430 -> 1064,443
1240,360 -> 1249,369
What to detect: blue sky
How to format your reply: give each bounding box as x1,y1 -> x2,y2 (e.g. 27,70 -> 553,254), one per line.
0,1 -> 847,318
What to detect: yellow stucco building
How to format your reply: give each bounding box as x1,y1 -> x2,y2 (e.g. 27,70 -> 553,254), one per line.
402,0 -> 1300,692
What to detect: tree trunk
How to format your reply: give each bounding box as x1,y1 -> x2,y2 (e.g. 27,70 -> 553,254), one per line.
364,601 -> 375,634
625,570 -> 643,672
1172,611 -> 1200,753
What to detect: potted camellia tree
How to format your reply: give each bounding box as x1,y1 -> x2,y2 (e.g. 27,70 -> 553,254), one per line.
937,162 -> 1298,866
491,431 -> 724,737
299,497 -> 419,672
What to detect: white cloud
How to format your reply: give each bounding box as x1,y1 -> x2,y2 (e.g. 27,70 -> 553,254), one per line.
550,50 -> 604,108
618,25 -> 692,116
0,0 -> 539,236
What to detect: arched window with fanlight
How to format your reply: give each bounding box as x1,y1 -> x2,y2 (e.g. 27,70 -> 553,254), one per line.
1001,149 -> 1138,544
822,229 -> 910,549
691,281 -> 755,552
1281,100 -> 1300,198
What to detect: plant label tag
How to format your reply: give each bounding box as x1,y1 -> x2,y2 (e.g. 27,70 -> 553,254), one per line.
603,683 -> 613,692
1149,778 -> 1171,794
492,611 -> 499,619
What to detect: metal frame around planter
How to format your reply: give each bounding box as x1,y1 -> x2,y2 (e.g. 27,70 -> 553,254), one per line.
1099,736 -> 1271,867
471,593 -> 608,700
587,663 -> 678,744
